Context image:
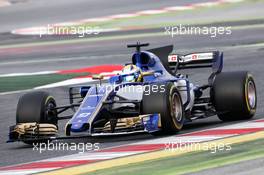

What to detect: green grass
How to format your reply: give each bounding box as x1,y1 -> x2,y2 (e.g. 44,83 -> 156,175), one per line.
82,138 -> 264,175
0,73 -> 88,92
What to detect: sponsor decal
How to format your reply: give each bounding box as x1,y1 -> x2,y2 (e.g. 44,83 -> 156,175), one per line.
168,55 -> 178,62
168,52 -> 213,63
76,113 -> 91,118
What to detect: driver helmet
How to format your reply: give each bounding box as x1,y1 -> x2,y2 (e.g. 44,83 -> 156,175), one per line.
121,64 -> 142,82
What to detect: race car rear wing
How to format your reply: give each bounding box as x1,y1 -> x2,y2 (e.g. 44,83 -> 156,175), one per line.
148,45 -> 223,75
168,51 -> 223,70
169,51 -> 223,84
148,45 -> 223,85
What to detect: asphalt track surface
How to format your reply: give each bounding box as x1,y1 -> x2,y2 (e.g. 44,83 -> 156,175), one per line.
0,0 -> 210,33
0,0 -> 264,173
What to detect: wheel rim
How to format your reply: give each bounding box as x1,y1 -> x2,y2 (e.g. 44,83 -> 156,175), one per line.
46,101 -> 57,120
247,80 -> 256,109
171,93 -> 182,122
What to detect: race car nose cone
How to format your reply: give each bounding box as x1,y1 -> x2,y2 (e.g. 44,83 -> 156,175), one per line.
71,123 -> 90,132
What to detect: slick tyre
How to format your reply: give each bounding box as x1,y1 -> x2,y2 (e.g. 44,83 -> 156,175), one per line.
16,91 -> 58,145
16,91 -> 58,125
142,82 -> 184,135
211,71 -> 257,121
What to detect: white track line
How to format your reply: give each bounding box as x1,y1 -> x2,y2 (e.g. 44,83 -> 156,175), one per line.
134,135 -> 229,145
217,122 -> 264,129
44,152 -> 141,162
34,77 -> 94,89
0,71 -> 57,77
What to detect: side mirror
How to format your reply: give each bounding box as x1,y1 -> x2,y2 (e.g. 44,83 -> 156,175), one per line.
142,71 -> 155,77
92,74 -> 104,85
92,74 -> 104,80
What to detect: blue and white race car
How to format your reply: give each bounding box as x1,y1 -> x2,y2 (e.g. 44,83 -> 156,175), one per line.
8,43 -> 257,144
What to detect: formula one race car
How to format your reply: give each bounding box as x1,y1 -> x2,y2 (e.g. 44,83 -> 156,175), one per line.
8,43 -> 257,144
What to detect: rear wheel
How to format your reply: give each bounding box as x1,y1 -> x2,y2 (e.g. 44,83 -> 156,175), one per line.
142,82 -> 184,135
16,91 -> 58,145
211,71 -> 257,121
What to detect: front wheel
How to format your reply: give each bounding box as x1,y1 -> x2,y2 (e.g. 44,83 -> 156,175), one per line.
211,71 -> 257,121
142,82 -> 184,135
16,91 -> 58,145
16,91 -> 58,125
